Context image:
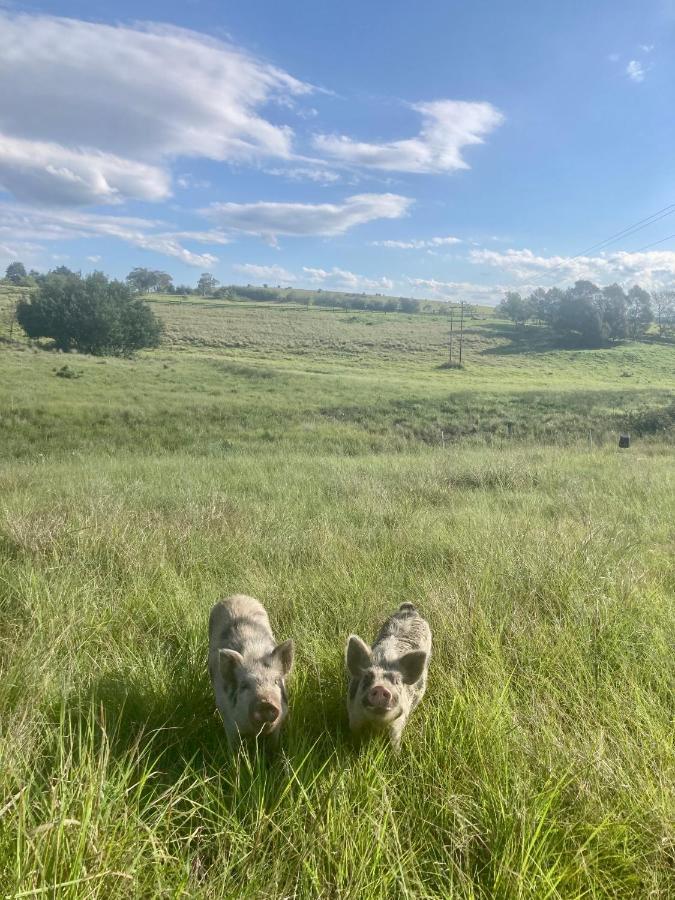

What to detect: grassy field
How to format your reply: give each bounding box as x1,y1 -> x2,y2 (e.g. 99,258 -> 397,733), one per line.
0,288 -> 673,897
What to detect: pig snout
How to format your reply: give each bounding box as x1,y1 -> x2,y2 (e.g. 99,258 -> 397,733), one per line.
251,698 -> 280,725
367,685 -> 392,709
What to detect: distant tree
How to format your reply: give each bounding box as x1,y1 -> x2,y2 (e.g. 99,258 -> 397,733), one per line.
16,270 -> 161,355
398,298 -> 420,314
51,265 -> 77,277
5,261 -> 27,284
126,267 -> 159,294
197,272 -> 219,296
551,281 -> 603,345
598,283 -> 627,342
497,291 -> 531,325
625,285 -> 653,339
652,291 -> 675,337
154,271 -> 173,293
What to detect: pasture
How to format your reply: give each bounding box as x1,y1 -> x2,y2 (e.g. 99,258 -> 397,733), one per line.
0,291 -> 673,897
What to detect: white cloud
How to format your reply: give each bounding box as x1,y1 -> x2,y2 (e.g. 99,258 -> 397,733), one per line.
202,192 -> 412,239
639,44 -> 654,53
0,134 -> 170,206
302,266 -> 395,292
406,277 -> 508,303
86,255 -> 101,263
0,12 -> 312,205
0,204 -> 222,267
233,263 -> 296,282
229,261 -> 396,292
176,174 -> 212,190
608,52 -> 620,62
313,100 -> 504,174
470,247 -> 675,290
372,236 -> 461,249
626,60 -> 646,82
264,166 -> 340,184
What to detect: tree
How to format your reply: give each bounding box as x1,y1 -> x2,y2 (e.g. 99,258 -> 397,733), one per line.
16,270 -> 161,355
497,291 -> 531,325
126,267 -> 160,294
625,285 -> 653,340
652,291 -> 675,337
598,283 -> 627,342
197,272 -> 219,296
154,271 -> 173,293
5,261 -> 27,285
552,281 -> 603,345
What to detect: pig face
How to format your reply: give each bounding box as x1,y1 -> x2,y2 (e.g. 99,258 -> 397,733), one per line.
219,640 -> 294,738
346,635 -> 427,725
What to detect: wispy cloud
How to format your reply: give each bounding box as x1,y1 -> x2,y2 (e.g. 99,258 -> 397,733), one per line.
202,193 -> 412,240
302,266 -> 395,292
313,100 -> 504,174
233,263 -> 296,282
406,277 -> 508,303
230,262 -> 396,292
626,60 -> 646,82
0,204 -> 225,267
0,12 -> 312,205
639,43 -> 654,53
372,236 -> 461,249
470,246 -> 675,290
264,166 -> 340,184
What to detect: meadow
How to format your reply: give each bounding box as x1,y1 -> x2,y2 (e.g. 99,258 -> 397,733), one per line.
0,290 -> 673,898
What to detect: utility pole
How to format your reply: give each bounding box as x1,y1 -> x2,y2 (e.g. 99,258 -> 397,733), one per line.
458,301 -> 465,366
448,304 -> 454,363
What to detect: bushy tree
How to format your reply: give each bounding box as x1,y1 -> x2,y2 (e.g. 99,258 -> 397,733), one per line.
5,261 -> 27,285
197,272 -> 219,296
16,269 -> 161,355
597,283 -> 628,342
552,281 -> 603,345
497,291 -> 531,325
653,291 -> 675,337
625,285 -> 653,339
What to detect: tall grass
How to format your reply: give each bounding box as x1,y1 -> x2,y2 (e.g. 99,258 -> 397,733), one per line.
0,291 -> 673,896
1,449 -> 673,897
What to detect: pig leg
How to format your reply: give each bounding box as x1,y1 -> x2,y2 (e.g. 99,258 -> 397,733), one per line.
387,717 -> 406,752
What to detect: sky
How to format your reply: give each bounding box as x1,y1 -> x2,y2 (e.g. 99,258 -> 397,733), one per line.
1,0 -> 674,303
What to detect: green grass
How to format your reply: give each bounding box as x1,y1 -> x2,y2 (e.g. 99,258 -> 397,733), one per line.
0,289 -> 673,897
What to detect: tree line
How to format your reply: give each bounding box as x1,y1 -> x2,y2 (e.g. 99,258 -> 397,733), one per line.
497,281 -> 675,344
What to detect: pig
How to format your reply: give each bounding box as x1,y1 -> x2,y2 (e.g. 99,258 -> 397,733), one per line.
345,602 -> 431,751
208,594 -> 294,747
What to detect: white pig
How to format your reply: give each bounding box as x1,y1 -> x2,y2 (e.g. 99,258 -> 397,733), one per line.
346,602 -> 431,750
208,595 -> 294,747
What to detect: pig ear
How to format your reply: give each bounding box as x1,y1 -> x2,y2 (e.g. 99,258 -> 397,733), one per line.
398,650 -> 427,684
269,639 -> 294,676
219,648 -> 244,681
346,635 -> 372,676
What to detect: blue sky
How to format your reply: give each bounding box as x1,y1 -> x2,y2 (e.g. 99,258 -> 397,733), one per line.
1,0 -> 674,302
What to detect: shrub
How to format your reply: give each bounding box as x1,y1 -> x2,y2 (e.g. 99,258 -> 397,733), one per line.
17,270 -> 162,356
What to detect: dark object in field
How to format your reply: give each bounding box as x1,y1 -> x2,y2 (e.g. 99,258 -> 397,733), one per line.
54,364 -> 81,379
619,434 -> 630,449
346,602 -> 431,751
208,595 -> 294,748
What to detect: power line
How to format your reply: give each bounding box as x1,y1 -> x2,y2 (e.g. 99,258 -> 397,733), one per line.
570,202 -> 675,258
521,201 -> 675,293
631,231 -> 675,254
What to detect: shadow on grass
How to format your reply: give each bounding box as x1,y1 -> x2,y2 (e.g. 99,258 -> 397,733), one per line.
473,323 -> 610,356
48,649 -> 351,798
